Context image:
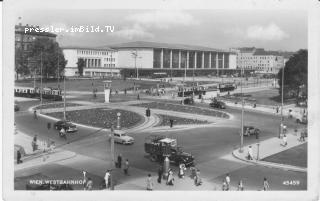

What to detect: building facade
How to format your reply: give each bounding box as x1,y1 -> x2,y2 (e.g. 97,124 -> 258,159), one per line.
62,47 -> 118,77
234,47 -> 285,74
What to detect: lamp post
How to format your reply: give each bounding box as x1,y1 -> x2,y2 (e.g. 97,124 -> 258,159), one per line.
280,66 -> 284,138
110,53 -> 113,78
109,123 -> 115,190
239,67 -> 244,153
40,52 -> 43,113
63,72 -> 66,121
256,142 -> 260,161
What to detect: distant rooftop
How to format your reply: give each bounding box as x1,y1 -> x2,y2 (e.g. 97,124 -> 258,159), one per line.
253,49 -> 281,56
100,41 -> 232,53
61,46 -> 115,51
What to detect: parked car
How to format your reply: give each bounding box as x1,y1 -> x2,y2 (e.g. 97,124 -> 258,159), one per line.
183,97 -> 194,105
243,126 -> 260,137
54,121 -> 78,132
109,130 -> 134,145
14,103 -> 20,112
209,101 -> 226,109
296,115 -> 307,124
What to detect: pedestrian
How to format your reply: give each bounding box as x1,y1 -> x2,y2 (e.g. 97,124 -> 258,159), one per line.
225,174 -> 231,190
263,177 -> 270,191
276,106 -> 279,114
282,134 -> 288,146
169,119 -> 174,128
117,154 -> 122,168
146,174 -> 154,191
33,110 -> 38,120
157,166 -> 163,183
247,146 -> 253,160
104,170 -> 110,189
288,109 -> 293,118
137,94 -> 140,100
237,180 -> 244,191
222,180 -> 228,191
195,169 -> 202,186
166,169 -> 174,186
32,135 -> 38,152
124,159 -> 129,175
178,163 -> 186,178
124,89 -> 127,95
17,150 -> 22,164
47,122 -> 51,130
85,177 -> 93,190
59,127 -> 67,140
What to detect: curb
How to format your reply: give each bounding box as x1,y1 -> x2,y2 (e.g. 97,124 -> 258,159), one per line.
231,149 -> 307,173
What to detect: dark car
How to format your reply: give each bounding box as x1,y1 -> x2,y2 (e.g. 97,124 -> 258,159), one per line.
54,121 -> 78,132
243,126 -> 260,137
183,98 -> 194,105
14,104 -> 20,112
209,101 -> 226,109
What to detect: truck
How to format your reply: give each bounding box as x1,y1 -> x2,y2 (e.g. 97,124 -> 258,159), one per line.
144,135 -> 195,166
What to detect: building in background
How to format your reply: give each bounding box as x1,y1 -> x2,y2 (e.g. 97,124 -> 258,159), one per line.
62,46 -> 118,77
15,23 -> 57,78
234,47 -> 286,74
104,41 -> 238,78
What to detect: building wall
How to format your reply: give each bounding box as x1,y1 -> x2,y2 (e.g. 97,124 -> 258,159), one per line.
117,48 -> 153,69
229,54 -> 237,69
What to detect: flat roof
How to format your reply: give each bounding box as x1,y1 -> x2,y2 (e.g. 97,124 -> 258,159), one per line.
101,41 -> 233,53
61,46 -> 115,51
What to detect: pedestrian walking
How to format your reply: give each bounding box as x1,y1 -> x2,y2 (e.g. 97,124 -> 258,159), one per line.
146,174 -> 154,191
124,89 -> 127,95
137,94 -> 140,100
33,110 -> 38,120
276,106 -> 279,114
178,163 -> 186,178
282,134 -> 288,146
157,166 -> 163,183
247,146 -> 253,160
47,122 -> 51,130
166,169 -> 174,186
222,180 -> 228,191
237,180 -> 244,191
17,150 -> 22,164
225,174 -> 231,190
169,119 -> 174,128
124,159 -> 129,175
32,135 -> 38,152
194,169 -> 202,186
85,177 -> 93,190
104,170 -> 110,189
263,177 -> 270,191
117,154 -> 122,168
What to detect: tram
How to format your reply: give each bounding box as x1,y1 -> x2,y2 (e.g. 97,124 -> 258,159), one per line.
218,83 -> 237,92
177,85 -> 206,97
14,86 -> 63,101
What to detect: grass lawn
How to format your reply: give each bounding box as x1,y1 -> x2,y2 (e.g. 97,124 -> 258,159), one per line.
132,102 -> 229,118
262,143 -> 307,168
47,108 -> 143,129
155,114 -> 209,127
15,78 -> 174,92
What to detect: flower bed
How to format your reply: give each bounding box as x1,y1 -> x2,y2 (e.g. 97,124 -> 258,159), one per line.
133,102 -> 229,119
47,108 -> 143,129
155,114 -> 209,127
34,103 -> 82,110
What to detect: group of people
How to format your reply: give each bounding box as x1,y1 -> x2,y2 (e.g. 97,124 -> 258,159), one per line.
222,174 -> 270,191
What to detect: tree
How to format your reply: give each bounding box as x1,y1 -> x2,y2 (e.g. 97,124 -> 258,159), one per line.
29,38 -> 67,79
77,58 -> 85,76
277,49 -> 307,99
15,47 -> 30,80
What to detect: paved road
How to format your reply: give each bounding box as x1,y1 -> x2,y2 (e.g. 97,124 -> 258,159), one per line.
14,99 -> 306,190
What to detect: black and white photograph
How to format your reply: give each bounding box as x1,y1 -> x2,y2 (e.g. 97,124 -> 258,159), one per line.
2,0 -> 320,200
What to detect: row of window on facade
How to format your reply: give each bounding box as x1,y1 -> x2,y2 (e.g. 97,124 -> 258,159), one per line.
240,56 -> 277,60
79,58 -> 115,68
77,50 -> 114,56
152,49 -> 229,69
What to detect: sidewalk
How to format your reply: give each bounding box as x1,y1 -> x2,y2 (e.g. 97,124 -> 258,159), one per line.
232,131 -> 307,172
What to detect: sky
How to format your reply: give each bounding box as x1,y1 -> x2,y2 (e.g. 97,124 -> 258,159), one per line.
17,9 -> 307,51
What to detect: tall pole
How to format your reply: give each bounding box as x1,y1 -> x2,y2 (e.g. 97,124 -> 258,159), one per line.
63,74 -> 66,121
110,53 -> 113,78
40,52 -> 43,113
57,54 -> 60,87
280,66 -> 284,138
240,67 -> 244,152
192,65 -> 195,98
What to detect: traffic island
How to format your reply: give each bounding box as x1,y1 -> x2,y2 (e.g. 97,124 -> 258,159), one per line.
155,114 -> 209,127
46,108 -> 143,129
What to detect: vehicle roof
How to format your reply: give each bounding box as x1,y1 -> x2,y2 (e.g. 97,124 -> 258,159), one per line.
159,138 -> 176,143
113,130 -> 126,135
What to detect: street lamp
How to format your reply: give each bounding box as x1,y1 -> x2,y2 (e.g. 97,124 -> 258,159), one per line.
63,70 -> 66,121
40,52 -> 43,113
279,66 -> 284,138
239,67 -> 244,153
116,112 -> 121,129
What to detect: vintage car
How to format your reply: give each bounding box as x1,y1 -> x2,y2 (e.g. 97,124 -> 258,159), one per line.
109,130 -> 134,145
243,126 -> 260,137
54,121 -> 78,133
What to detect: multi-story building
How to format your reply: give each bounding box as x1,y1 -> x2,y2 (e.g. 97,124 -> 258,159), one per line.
15,23 -> 57,78
234,47 -> 285,74
62,46 -> 118,77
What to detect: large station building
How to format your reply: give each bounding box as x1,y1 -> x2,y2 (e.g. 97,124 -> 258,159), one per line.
63,41 -> 239,77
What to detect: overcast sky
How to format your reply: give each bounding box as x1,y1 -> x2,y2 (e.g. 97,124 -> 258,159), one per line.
17,9 -> 307,51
